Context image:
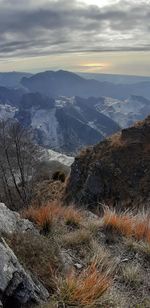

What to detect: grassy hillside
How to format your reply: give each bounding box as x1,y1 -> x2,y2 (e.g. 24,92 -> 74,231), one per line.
4,200 -> 150,307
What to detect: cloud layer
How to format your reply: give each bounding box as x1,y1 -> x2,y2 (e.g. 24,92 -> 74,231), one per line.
0,0 -> 150,59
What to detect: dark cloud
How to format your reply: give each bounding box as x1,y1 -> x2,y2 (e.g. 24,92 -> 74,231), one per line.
0,0 -> 150,58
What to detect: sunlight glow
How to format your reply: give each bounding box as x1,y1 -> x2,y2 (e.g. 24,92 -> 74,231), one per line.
82,63 -> 108,67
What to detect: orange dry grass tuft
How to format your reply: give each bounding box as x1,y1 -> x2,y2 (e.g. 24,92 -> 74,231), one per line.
103,209 -> 133,237
55,262 -> 111,306
23,201 -> 83,231
134,216 -> 150,243
103,209 -> 150,243
24,202 -> 62,229
63,205 -> 82,226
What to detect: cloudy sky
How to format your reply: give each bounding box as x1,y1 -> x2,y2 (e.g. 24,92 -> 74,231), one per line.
0,0 -> 150,75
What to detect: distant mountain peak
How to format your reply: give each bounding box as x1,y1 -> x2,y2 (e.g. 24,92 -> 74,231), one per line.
21,70 -> 150,100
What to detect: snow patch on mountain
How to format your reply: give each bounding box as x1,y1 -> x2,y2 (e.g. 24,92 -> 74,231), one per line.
55,96 -> 75,107
46,149 -> 74,167
95,96 -> 150,128
0,104 -> 17,120
31,108 -> 63,148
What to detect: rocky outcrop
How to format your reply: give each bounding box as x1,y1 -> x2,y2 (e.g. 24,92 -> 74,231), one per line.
0,203 -> 37,235
0,203 -> 49,307
0,238 -> 49,307
64,116 -> 150,210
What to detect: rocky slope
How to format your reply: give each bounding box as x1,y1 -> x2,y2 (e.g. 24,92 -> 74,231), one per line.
91,95 -> 150,128
0,203 -> 49,307
15,94 -> 120,154
0,104 -> 17,120
44,149 -> 74,167
64,115 -> 150,209
0,86 -> 25,106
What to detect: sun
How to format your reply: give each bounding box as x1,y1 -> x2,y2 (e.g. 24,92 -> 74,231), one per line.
79,62 -> 111,72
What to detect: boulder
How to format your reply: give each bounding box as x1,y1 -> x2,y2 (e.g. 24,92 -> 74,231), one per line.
0,238 -> 49,307
0,203 -> 37,235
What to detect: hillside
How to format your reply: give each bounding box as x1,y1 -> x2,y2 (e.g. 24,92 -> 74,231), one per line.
0,86 -> 26,106
64,116 -> 150,209
89,95 -> 150,128
1,196 -> 150,307
0,117 -> 150,308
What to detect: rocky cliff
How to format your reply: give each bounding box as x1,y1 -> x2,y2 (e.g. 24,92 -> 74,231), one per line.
64,116 -> 150,210
0,203 -> 49,308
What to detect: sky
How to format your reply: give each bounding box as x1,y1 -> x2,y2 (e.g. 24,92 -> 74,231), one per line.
0,0 -> 150,75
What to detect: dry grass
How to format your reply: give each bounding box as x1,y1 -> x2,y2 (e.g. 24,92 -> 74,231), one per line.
5,232 -> 61,291
62,229 -> 92,249
63,205 -> 83,227
109,132 -> 124,148
83,219 -> 103,235
54,262 -> 111,307
121,263 -> 141,286
90,240 -> 117,275
23,202 -> 83,233
125,238 -> 150,258
103,208 -> 150,243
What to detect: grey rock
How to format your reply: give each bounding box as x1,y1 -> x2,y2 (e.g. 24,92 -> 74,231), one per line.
85,175 -> 103,195
74,263 -> 83,270
0,238 -> 49,306
83,210 -> 99,220
0,203 -> 38,235
60,250 -> 74,273
61,250 -> 84,274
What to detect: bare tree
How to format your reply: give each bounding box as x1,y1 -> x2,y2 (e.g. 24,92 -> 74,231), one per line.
0,120 -> 41,209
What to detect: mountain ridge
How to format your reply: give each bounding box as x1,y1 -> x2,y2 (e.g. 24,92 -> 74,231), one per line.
21,70 -> 150,100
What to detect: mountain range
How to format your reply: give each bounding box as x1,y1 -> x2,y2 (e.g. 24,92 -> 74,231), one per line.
79,72 -> 150,84
0,70 -> 150,154
22,70 -> 150,100
12,93 -> 120,154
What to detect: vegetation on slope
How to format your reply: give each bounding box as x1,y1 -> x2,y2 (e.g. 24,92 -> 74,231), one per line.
4,200 -> 150,308
1,117 -> 150,307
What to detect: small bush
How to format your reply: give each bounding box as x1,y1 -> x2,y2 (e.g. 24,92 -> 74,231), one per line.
33,160 -> 69,183
52,171 -> 66,183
